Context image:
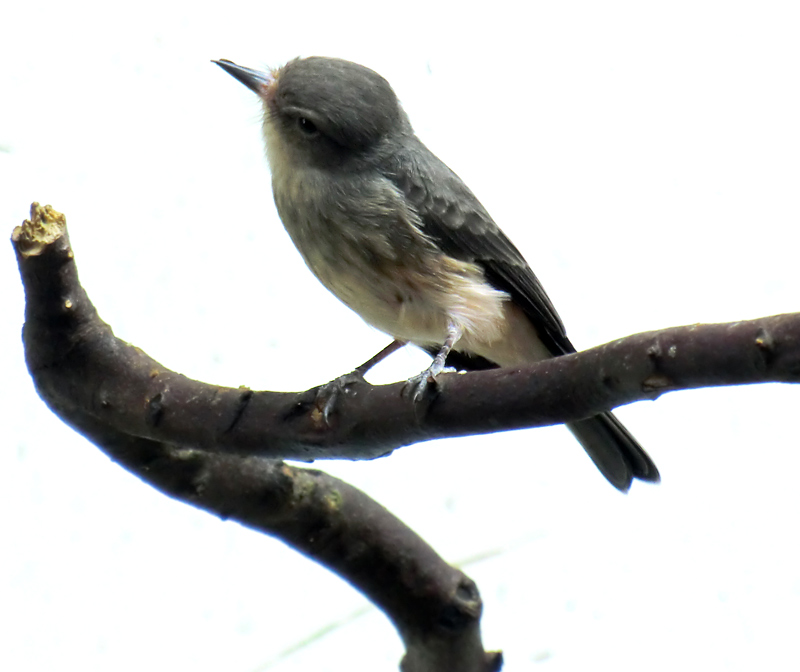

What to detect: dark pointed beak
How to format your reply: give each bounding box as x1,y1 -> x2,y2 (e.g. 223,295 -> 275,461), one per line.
212,59 -> 273,95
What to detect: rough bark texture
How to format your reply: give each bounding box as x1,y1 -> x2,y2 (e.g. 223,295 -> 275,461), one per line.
12,203 -> 800,670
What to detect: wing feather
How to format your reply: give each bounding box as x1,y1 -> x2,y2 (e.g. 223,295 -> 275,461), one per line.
382,137 -> 575,358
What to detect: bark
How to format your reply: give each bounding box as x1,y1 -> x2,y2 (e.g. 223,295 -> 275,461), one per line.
12,203 -> 800,670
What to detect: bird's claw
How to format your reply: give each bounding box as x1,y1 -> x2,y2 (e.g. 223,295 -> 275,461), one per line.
402,371 -> 437,402
315,370 -> 366,424
402,365 -> 455,402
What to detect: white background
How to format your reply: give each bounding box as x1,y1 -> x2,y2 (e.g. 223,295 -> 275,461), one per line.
2,2 -> 799,670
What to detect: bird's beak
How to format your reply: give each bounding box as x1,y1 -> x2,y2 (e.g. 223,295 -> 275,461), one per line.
213,59 -> 273,95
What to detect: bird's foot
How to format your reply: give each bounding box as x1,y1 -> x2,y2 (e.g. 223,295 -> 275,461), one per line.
403,322 -> 463,402
315,370 -> 367,424
402,369 -> 437,403
402,362 -> 455,402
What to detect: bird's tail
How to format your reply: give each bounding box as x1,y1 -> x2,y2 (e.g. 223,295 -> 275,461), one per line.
567,412 -> 660,492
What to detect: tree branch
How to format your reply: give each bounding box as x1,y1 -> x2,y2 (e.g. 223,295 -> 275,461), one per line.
12,203 -> 800,670
15,207 -> 800,463
13,203 -> 505,671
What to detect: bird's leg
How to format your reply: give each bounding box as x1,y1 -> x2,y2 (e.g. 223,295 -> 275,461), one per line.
352,340 -> 407,377
404,322 -> 463,402
316,340 -> 407,422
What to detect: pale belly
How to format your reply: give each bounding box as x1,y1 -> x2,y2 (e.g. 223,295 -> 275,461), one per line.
305,243 -> 553,367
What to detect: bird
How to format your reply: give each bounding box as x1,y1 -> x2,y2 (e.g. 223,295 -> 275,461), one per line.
213,56 -> 660,492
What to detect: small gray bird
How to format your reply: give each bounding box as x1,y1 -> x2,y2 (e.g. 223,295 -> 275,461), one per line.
214,56 -> 660,492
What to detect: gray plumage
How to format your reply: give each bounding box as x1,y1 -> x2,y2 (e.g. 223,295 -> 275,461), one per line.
214,56 -> 660,492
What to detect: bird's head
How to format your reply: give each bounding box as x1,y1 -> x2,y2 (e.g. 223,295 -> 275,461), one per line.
214,57 -> 408,171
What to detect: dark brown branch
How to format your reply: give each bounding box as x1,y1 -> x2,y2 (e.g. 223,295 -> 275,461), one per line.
12,203 -> 503,671
14,206 -> 800,464
12,203 -> 800,670
60,416 -> 499,672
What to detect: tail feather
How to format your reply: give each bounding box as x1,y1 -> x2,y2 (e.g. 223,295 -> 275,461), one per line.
435,346 -> 660,491
567,413 -> 660,492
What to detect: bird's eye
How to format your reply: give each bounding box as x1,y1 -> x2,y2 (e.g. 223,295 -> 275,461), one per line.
297,117 -> 318,136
